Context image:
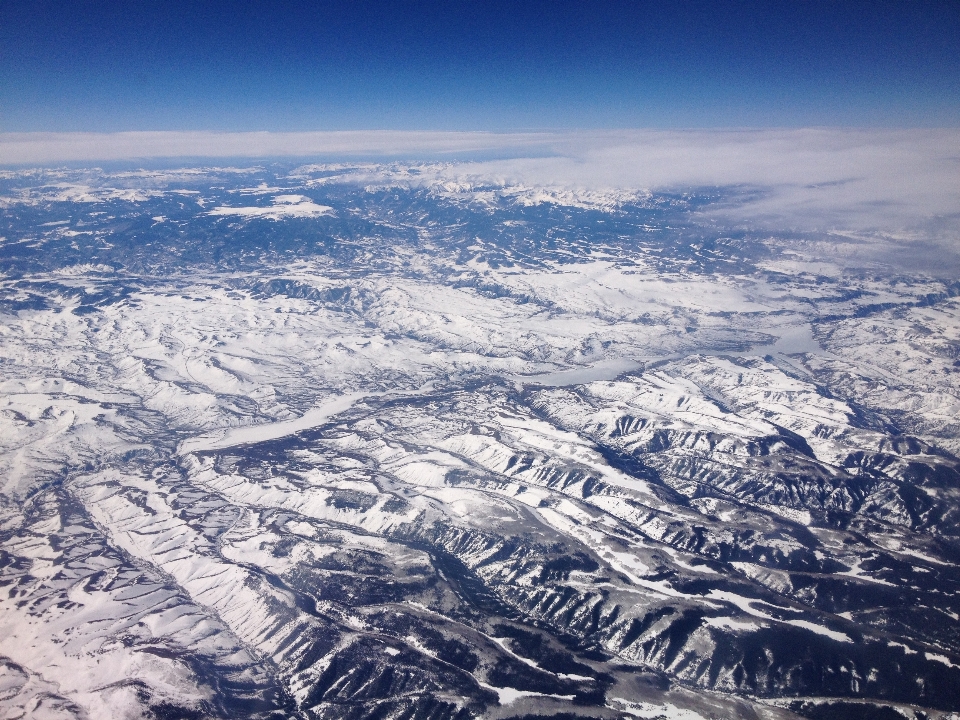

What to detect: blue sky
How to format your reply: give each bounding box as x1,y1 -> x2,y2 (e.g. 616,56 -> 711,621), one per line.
2,0 -> 959,131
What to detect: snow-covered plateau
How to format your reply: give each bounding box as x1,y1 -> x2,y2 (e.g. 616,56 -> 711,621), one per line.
2,163 -> 960,720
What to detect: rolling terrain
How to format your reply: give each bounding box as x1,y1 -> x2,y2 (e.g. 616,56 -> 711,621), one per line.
2,163 -> 960,719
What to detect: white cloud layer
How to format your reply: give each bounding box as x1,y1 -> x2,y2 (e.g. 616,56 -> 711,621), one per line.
435,129 -> 960,236
0,130 -> 553,164
2,129 -> 958,236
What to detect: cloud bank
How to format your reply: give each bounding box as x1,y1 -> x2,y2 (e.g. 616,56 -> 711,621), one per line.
439,129 -> 960,236
2,128 -> 958,237
0,131 -> 555,165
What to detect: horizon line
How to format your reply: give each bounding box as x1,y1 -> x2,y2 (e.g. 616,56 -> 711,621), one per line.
3,127 -> 959,165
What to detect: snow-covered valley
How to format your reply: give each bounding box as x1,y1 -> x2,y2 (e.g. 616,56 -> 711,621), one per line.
2,163 -> 960,719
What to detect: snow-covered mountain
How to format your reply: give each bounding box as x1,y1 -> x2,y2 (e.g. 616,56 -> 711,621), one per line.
2,163 -> 960,720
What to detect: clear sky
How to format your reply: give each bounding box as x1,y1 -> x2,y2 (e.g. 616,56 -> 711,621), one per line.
2,0 -> 959,131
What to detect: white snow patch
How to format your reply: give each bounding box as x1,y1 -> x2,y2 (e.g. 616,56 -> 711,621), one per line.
704,616 -> 766,632
926,652 -> 960,669
888,641 -> 917,655
784,619 -> 852,643
208,195 -> 333,220
478,681 -> 574,706
705,590 -> 850,642
757,503 -> 813,525
611,697 -> 710,719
